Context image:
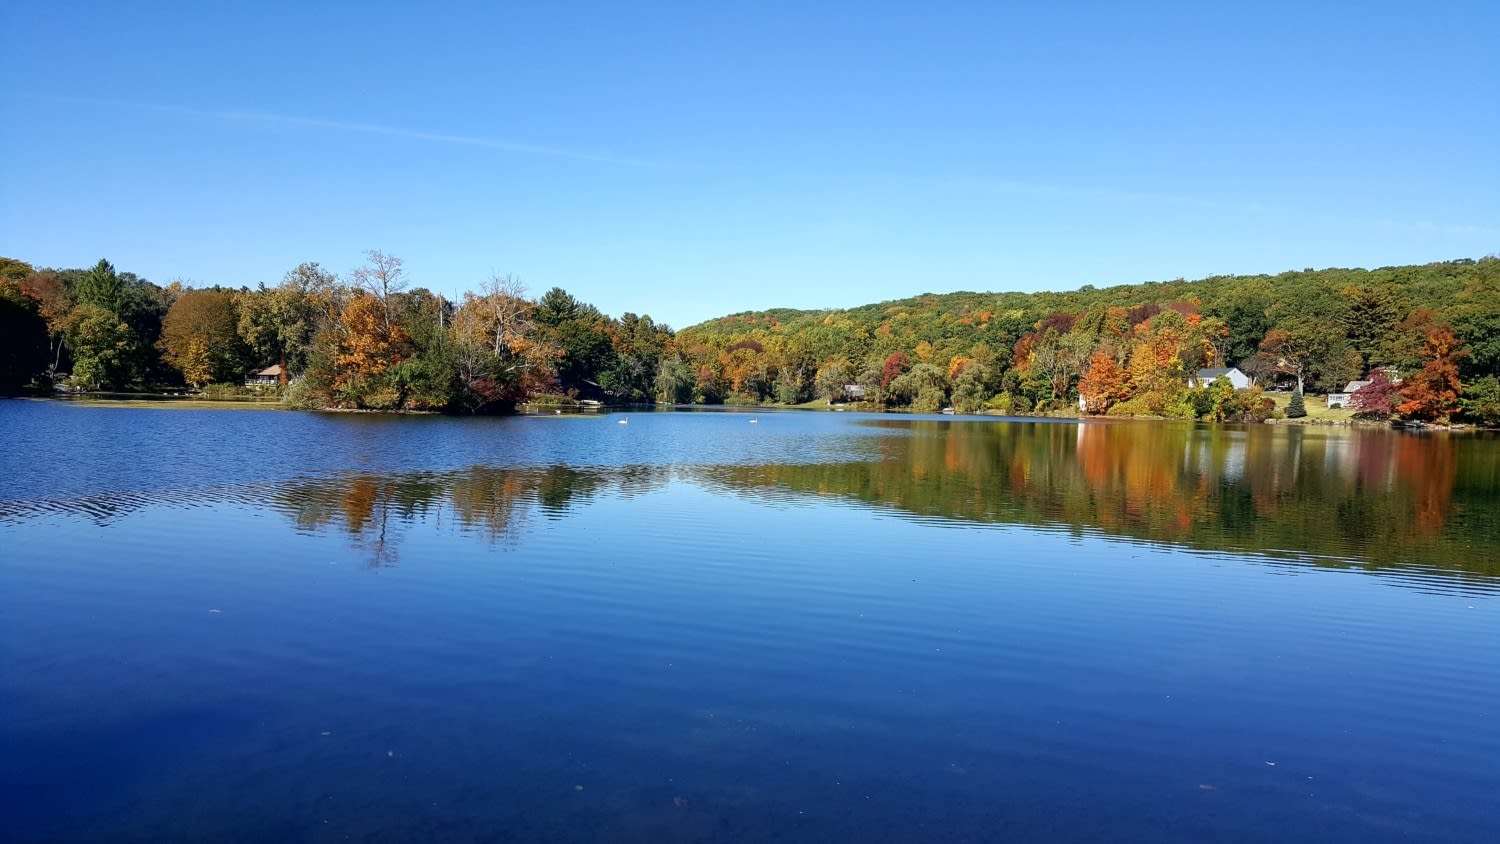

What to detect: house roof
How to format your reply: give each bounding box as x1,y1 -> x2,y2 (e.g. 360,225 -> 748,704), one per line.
252,365 -> 284,377
1342,380 -> 1372,393
1196,367 -> 1241,378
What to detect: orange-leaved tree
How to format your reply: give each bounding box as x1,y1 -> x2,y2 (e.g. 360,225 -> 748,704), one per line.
336,293 -> 411,384
1077,348 -> 1129,414
1396,325 -> 1467,423
159,288 -> 245,387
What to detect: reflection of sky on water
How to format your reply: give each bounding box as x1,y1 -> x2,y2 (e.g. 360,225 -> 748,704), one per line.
3,402 -> 1499,841
4,470 -> 1497,842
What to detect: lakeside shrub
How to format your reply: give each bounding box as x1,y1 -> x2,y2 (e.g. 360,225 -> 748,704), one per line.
1106,398 -> 1151,417
281,378 -> 321,410
1164,400 -> 1197,420
200,382 -> 265,400
985,392 -> 1014,413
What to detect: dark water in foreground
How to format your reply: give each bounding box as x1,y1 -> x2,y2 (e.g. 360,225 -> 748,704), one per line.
1,400 -> 1497,842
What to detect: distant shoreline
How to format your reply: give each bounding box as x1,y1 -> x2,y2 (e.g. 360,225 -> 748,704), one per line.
13,394 -> 1491,430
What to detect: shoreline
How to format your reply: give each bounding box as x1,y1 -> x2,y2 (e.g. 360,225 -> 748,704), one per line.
12,394 -> 1493,430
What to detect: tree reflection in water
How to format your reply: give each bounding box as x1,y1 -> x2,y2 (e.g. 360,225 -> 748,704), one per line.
696,420 -> 1499,580
1,419 -> 1493,582
265,465 -> 670,566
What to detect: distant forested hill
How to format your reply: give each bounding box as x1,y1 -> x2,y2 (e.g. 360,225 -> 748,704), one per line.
674,257 -> 1499,420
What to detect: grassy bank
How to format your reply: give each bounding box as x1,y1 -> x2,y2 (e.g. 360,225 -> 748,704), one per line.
1266,392 -> 1356,423
40,394 -> 285,410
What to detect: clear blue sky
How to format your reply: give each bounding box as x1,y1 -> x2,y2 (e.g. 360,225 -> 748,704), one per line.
2,1 -> 1496,328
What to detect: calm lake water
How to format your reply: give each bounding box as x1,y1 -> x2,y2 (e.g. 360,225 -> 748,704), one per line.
2,400 -> 1497,842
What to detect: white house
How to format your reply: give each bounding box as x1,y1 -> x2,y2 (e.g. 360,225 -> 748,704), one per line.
1326,381 -> 1369,407
1191,367 -> 1251,390
1328,369 -> 1400,407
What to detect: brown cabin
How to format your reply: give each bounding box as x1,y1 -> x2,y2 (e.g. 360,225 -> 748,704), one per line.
244,365 -> 284,387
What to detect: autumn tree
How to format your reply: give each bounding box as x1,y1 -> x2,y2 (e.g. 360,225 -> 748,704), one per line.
334,293 -> 414,407
1349,370 -> 1399,419
1010,313 -> 1088,404
881,352 -> 911,389
1077,348 -> 1128,414
467,273 -> 534,357
1121,310 -> 1193,414
159,289 -> 246,387
1380,308 -> 1439,376
0,257 -> 33,284
1254,322 -> 1358,393
451,276 -> 559,410
351,250 -> 408,337
1397,326 -> 1467,423
16,270 -> 76,373
1256,312 -> 1360,393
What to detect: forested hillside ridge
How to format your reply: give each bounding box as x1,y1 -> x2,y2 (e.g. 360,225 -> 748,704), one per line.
2,252 -> 1498,424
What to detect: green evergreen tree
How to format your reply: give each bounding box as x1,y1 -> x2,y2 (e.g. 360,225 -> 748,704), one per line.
1287,389 -> 1307,418
76,259 -> 129,318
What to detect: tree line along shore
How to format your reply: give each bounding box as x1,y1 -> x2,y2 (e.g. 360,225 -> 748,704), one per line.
1,253 -> 1496,425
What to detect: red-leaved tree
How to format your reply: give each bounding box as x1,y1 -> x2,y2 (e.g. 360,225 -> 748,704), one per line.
1349,370 -> 1399,419
881,352 -> 911,388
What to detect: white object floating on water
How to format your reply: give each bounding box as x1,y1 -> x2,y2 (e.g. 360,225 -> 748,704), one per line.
749,418 -> 758,423
617,418 -> 628,424
208,609 -> 221,614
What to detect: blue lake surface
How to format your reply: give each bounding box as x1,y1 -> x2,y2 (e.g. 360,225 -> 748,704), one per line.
1,400 -> 1497,842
